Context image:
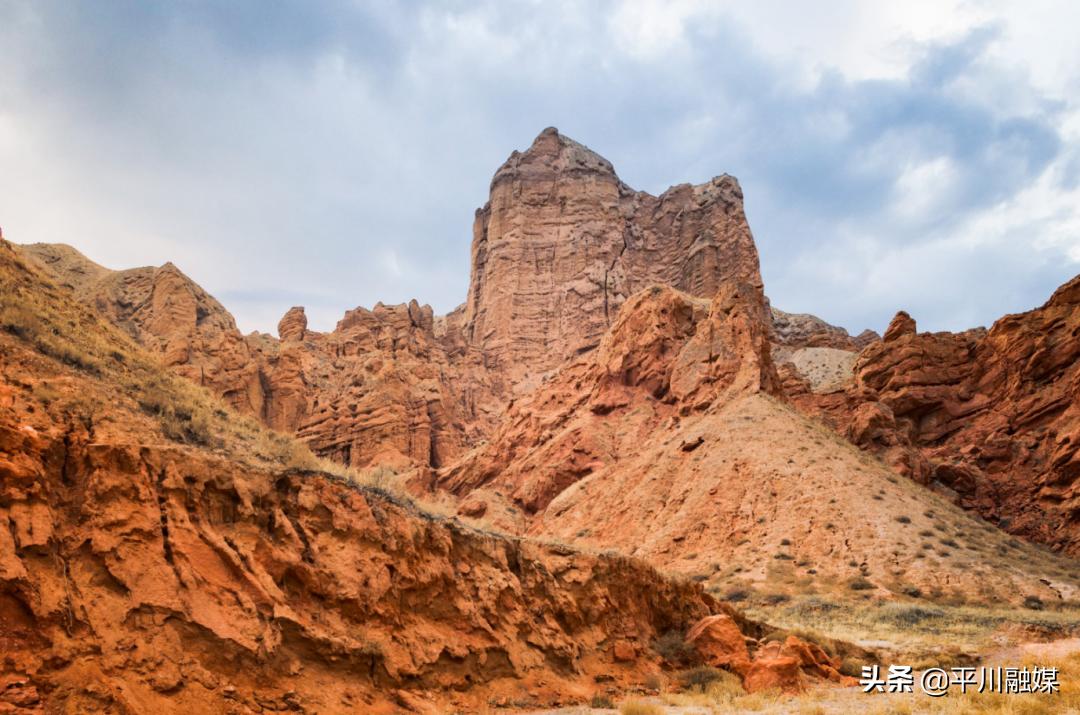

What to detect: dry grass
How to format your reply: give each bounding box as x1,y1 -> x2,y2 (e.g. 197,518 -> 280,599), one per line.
925,652 -> 1079,714
619,701 -> 662,715
661,669 -> 748,708
744,594 -> 1080,669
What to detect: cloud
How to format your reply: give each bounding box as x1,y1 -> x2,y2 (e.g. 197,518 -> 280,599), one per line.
0,0 -> 1077,335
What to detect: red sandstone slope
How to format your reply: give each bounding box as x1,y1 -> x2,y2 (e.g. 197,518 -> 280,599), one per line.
433,283 -> 1080,605
787,275 -> 1080,555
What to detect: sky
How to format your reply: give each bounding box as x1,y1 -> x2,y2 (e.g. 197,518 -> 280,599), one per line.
1,1 -> 1078,336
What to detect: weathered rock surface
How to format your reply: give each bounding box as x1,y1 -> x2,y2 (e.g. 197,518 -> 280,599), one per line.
436,281 -> 780,515
19,245 -> 479,473
460,127 -> 765,399
276,306 -> 307,342
789,276 -> 1080,554
882,310 -> 917,343
254,300 -> 477,472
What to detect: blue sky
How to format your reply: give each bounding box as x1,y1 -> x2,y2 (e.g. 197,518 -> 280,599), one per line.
1,1 -> 1078,336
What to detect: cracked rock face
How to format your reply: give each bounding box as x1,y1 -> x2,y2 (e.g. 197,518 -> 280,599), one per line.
460,127 -> 765,399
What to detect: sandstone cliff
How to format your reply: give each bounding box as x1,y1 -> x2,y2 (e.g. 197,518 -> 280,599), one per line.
460,127 -> 765,399
252,300 -> 477,471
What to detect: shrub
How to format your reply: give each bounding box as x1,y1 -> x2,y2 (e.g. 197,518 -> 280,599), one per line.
678,666 -> 724,690
1024,595 -> 1045,611
761,592 -> 790,605
895,515 -> 911,524
652,630 -> 694,666
848,577 -> 874,591
590,693 -> 614,708
723,588 -> 750,602
881,603 -> 944,627
620,701 -> 662,715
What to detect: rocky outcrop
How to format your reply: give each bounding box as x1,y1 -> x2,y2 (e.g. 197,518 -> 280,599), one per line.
277,306 -> 307,342
460,127 -> 766,398
261,300 -> 476,471
770,306 -> 877,351
882,310 -> 917,343
769,307 -> 876,396
19,243 -> 266,417
0,420 -> 729,711
685,615 -> 854,694
436,282 -> 781,515
790,275 -> 1080,554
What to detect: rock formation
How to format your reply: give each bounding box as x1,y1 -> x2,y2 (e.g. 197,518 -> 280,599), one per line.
458,127 -> 765,398
256,300 -> 476,471
770,306 -> 877,351
277,306 -> 307,342
17,128 -> 772,477
15,127 -> 1080,564
19,243 -> 266,417
789,276 -> 1080,555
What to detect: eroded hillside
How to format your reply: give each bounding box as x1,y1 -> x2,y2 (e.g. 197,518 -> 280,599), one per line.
2,240 -> 859,713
